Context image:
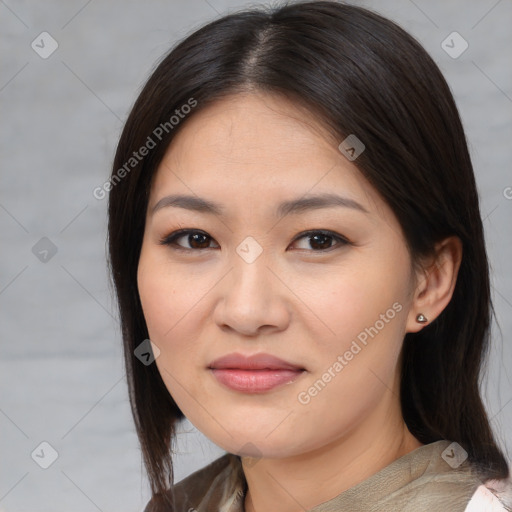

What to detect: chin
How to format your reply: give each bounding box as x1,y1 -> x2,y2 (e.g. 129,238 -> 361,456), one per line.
207,429 -> 308,460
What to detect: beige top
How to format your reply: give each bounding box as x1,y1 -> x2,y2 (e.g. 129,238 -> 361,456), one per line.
144,440 -> 511,511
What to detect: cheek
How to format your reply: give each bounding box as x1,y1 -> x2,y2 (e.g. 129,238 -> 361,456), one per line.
137,256 -> 210,410
303,256 -> 409,353
294,251 -> 411,412
136,249 -> 222,390
137,252 -> 201,341
289,270 -> 409,451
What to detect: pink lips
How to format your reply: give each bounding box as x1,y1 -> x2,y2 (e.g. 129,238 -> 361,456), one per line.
208,353 -> 305,393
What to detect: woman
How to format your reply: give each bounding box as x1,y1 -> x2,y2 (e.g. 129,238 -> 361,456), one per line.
107,2 -> 511,510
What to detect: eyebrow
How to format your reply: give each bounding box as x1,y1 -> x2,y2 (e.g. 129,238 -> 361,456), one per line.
151,192 -> 369,217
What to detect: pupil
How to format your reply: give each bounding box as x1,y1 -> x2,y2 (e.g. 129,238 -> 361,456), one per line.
311,234 -> 331,250
190,233 -> 210,248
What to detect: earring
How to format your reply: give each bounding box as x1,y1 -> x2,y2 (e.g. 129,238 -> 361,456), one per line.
416,313 -> 428,324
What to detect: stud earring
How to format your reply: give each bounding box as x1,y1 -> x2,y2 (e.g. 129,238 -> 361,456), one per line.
416,313 -> 428,324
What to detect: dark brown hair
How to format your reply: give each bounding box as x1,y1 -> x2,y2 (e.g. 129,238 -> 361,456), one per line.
107,1 -> 510,508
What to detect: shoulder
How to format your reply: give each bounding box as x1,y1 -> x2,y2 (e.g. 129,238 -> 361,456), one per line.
336,440 -> 497,512
143,453 -> 245,512
378,441 -> 511,512
464,478 -> 512,512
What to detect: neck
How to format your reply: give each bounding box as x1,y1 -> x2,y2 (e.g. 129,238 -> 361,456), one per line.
242,392 -> 423,512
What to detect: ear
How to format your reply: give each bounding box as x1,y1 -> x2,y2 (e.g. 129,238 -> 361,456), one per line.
406,236 -> 463,333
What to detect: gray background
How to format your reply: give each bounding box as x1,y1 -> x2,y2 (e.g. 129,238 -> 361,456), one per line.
1,0 -> 511,511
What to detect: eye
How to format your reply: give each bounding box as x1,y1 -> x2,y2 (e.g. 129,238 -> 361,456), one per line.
159,229 -> 219,251
159,228 -> 350,253
288,230 -> 350,251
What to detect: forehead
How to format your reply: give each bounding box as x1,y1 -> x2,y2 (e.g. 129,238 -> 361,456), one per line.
168,92 -> 334,159
149,91 -> 384,219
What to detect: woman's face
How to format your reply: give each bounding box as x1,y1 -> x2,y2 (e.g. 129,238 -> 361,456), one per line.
137,91 -> 419,459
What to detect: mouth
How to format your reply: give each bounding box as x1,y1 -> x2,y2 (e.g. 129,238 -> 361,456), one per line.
208,352 -> 306,393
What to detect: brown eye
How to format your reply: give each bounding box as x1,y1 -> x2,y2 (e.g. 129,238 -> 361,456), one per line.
159,229 -> 219,250
308,233 -> 334,250
290,230 -> 350,251
186,232 -> 211,249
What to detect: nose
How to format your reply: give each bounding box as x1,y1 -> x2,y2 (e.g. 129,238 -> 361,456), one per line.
212,255 -> 291,337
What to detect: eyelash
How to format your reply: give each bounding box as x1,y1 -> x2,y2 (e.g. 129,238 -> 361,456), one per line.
158,229 -> 351,253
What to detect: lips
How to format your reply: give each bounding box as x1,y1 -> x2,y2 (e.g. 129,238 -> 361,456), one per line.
208,352 -> 306,393
209,352 -> 304,371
